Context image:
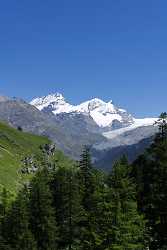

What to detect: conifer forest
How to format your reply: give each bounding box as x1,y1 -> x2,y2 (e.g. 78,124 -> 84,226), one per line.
0,113 -> 167,250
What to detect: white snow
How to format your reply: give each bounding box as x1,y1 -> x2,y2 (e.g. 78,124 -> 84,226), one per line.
30,93 -> 73,113
90,112 -> 122,127
31,93 -> 130,127
70,98 -> 124,127
30,93 -> 157,130
118,108 -> 127,113
103,118 -> 158,139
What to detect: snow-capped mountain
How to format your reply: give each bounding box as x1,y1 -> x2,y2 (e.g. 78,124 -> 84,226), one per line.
31,93 -> 136,129
30,92 -> 159,168
30,93 -> 73,114
0,94 -> 158,169
103,118 -> 157,139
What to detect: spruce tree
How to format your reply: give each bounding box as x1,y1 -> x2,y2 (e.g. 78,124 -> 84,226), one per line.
134,112 -> 167,249
108,157 -> 146,250
0,235 -> 13,250
29,167 -> 58,250
91,173 -> 113,250
0,187 -> 13,222
155,112 -> 167,140
78,146 -> 99,249
79,146 -> 95,211
50,166 -> 84,250
0,188 -> 13,250
0,188 -> 8,218
2,186 -> 37,250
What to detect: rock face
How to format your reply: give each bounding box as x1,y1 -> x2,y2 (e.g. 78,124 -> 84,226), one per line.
92,125 -> 158,170
30,93 -> 134,130
30,93 -> 159,168
93,136 -> 155,171
0,94 -> 158,169
0,97 -> 105,159
31,93 -> 73,114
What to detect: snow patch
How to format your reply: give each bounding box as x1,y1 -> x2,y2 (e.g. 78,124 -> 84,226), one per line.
30,93 -> 156,130
103,118 -> 157,139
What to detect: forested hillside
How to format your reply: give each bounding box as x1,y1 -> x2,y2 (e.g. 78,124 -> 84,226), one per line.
0,113 -> 167,249
0,122 -> 73,193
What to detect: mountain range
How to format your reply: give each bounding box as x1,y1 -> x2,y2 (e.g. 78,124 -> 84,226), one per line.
0,93 -> 158,170
31,93 -> 157,130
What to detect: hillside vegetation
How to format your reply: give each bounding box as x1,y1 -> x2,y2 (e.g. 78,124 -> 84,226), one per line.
0,122 -> 74,193
1,114 -> 167,249
0,122 -> 50,192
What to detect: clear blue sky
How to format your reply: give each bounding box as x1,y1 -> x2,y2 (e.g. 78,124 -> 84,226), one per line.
0,0 -> 167,117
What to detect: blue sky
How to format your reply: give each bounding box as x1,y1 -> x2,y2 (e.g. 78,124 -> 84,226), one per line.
0,0 -> 167,117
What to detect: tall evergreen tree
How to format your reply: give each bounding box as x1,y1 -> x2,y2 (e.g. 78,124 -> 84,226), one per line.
90,172 -> 113,250
155,112 -> 167,140
2,186 -> 37,250
0,187 -> 13,223
0,235 -> 13,250
108,157 -> 146,250
50,166 -> 84,250
78,146 -> 100,249
0,188 -> 9,220
79,146 -> 95,211
133,112 -> 167,249
0,188 -> 14,250
29,167 -> 58,250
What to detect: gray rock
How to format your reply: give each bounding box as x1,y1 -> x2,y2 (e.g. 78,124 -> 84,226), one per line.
0,97 -> 105,159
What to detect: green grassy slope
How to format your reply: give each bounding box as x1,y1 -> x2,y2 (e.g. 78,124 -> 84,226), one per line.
0,122 -> 51,192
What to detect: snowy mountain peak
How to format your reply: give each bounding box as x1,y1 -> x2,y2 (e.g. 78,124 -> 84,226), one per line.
30,93 -> 135,128
31,92 -> 65,105
74,98 -> 117,114
74,98 -> 106,113
30,93 -> 72,112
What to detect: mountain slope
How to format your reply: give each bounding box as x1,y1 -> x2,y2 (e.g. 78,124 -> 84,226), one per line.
30,93 -> 158,167
92,124 -> 158,169
0,94 -> 158,171
0,121 -> 50,192
93,136 -> 154,171
0,97 -> 105,159
31,93 -> 135,130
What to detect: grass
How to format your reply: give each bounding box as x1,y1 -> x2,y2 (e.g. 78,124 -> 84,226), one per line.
0,122 -> 50,192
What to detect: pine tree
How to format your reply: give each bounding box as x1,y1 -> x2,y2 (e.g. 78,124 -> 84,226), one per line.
108,157 -> 146,250
133,112 -> 167,249
50,166 -> 84,250
90,172 -> 113,250
0,188 -> 14,250
2,186 -> 37,250
155,112 -> 167,140
0,235 -> 13,250
0,187 -> 13,221
78,146 -> 99,249
29,167 -> 58,250
79,146 -> 95,211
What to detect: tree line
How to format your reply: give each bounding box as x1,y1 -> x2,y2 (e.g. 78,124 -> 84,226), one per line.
0,113 -> 167,250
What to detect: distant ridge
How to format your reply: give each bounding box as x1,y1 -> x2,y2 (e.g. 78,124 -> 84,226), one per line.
31,92 -> 157,130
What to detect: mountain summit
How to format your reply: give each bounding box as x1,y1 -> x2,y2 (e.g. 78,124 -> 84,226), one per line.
0,93 -> 158,168
29,92 -> 158,167
30,93 -> 134,129
30,93 -> 73,113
